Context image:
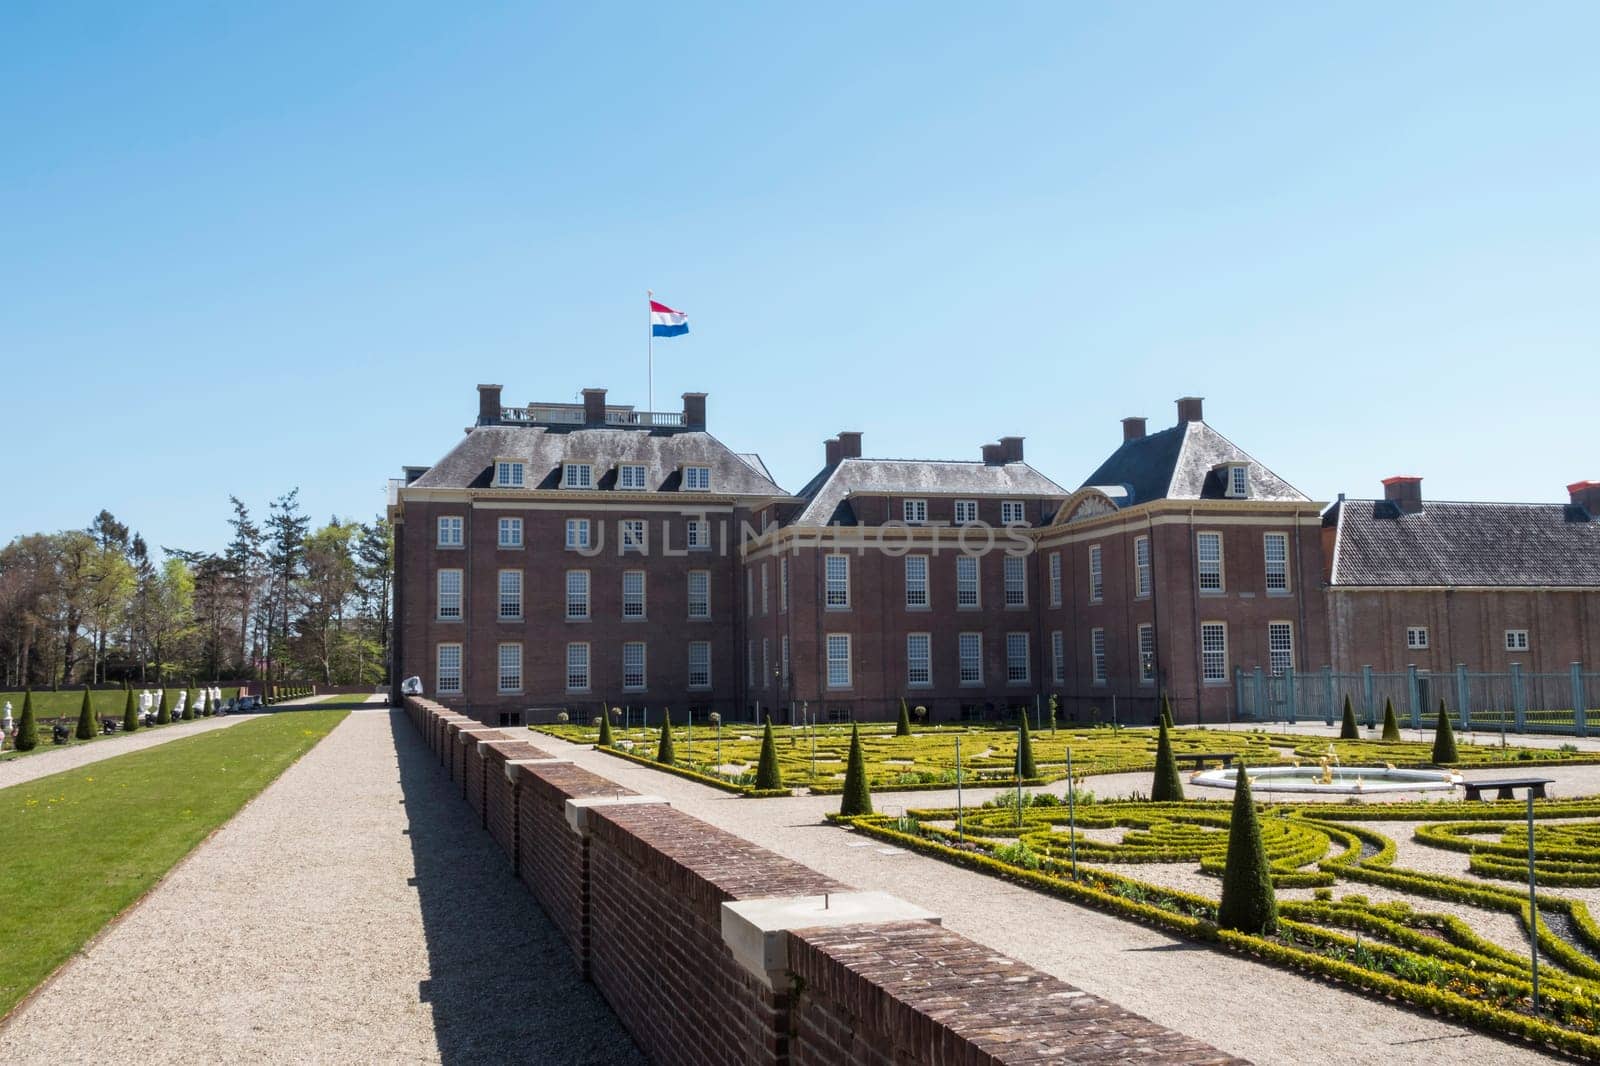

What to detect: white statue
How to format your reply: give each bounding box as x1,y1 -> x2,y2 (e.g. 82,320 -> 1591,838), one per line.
175,691 -> 187,716
194,691 -> 207,715
2,702 -> 12,745
139,690 -> 153,714
210,685 -> 221,703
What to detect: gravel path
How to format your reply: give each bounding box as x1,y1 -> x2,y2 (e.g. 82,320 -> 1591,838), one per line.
533,732 -> 1570,1066
0,702 -> 641,1065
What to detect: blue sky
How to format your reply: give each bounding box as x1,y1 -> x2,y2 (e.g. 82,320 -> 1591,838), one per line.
3,3 -> 1597,553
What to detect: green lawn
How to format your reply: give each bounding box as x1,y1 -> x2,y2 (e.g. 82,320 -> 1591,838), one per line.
0,687 -> 244,765
0,709 -> 348,1019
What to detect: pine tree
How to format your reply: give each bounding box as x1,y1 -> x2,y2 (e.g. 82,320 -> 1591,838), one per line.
1151,715 -> 1184,802
656,709 -> 675,765
896,698 -> 912,737
598,709 -> 614,747
1339,694 -> 1359,740
755,716 -> 783,790
1016,709 -> 1037,779
839,723 -> 873,817
157,688 -> 172,725
15,689 -> 38,751
1217,762 -> 1277,934
123,687 -> 139,733
1380,697 -> 1400,742
1432,698 -> 1458,764
75,687 -> 97,740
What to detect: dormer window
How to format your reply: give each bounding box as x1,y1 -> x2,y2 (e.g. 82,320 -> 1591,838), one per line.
564,463 -> 593,490
495,460 -> 525,488
903,499 -> 928,524
1223,463 -> 1250,499
684,466 -> 711,491
618,464 -> 647,490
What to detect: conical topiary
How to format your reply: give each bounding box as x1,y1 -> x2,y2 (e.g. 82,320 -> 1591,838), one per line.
1160,693 -> 1175,729
1151,715 -> 1184,802
1016,709 -> 1037,779
1432,698 -> 1458,764
598,709 -> 614,747
123,687 -> 139,733
896,698 -> 912,737
75,687 -> 97,740
15,689 -> 38,751
656,709 -> 675,765
839,723 -> 873,817
755,716 -> 783,790
157,688 -> 172,725
1048,694 -> 1058,734
1217,762 -> 1277,934
1339,694 -> 1359,740
182,689 -> 196,721
1380,697 -> 1400,742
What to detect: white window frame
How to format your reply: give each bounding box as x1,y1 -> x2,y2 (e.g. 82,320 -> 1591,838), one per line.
958,632 -> 983,685
904,555 -> 929,609
1406,626 -> 1429,650
564,463 -> 593,490
956,555 -> 980,609
1268,621 -> 1294,675
565,518 -> 591,550
780,558 -> 789,612
1227,464 -> 1250,499
1138,624 -> 1156,685
825,554 -> 850,610
620,519 -> 647,554
1197,532 -> 1224,593
1505,629 -> 1530,652
1201,622 -> 1228,684
688,641 -> 711,689
437,569 -> 462,620
1091,628 -> 1107,685
623,641 -> 646,691
566,642 -> 590,692
1088,545 -> 1104,603
826,634 -> 852,689
622,570 -> 646,620
566,569 -> 590,620
437,515 -> 464,548
762,638 -> 770,688
902,498 -> 928,524
954,499 -> 978,524
1134,536 -> 1152,598
497,516 -> 523,548
436,643 -> 462,695
748,641 -> 757,688
907,633 -> 932,687
1000,500 -> 1025,525
497,569 -> 522,620
1006,632 -> 1029,684
498,642 -> 523,693
1051,630 -> 1064,684
686,518 -> 710,550
1048,552 -> 1062,608
688,570 -> 710,619
495,460 -> 525,489
761,564 -> 769,615
1004,556 -> 1027,608
1264,532 -> 1289,594
781,635 -> 789,684
618,464 -> 648,490
683,465 -> 711,491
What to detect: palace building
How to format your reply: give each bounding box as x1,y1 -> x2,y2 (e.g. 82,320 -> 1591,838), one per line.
389,384 -> 1598,726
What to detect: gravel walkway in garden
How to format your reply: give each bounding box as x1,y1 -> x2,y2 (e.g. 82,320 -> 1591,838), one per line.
533,731 -> 1573,1066
0,702 -> 641,1065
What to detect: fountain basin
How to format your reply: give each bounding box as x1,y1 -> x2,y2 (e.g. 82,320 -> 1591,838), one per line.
1191,765 -> 1463,794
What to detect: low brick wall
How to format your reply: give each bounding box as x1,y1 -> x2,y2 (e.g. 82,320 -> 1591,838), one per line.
402,696 -> 1243,1065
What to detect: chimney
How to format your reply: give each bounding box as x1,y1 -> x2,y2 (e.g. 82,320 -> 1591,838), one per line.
1122,416 -> 1147,442
582,387 -> 607,426
477,383 -> 502,425
1383,476 -> 1424,515
1570,480 -> 1600,515
837,431 -> 863,459
981,443 -> 1003,465
998,436 -> 1024,463
824,438 -> 843,466
1176,397 -> 1204,424
682,392 -> 707,429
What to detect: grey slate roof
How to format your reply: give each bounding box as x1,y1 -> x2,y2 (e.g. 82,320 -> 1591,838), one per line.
1078,422 -> 1307,505
1328,499 -> 1600,586
791,458 -> 1069,527
407,425 -> 786,496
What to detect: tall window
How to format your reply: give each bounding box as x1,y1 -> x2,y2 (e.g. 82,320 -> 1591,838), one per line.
1200,623 -> 1228,683
437,569 -> 462,620
437,516 -> 463,547
826,634 -> 851,688
905,555 -> 929,608
781,636 -> 789,684
1004,556 -> 1026,607
566,570 -> 589,619
1088,545 -> 1104,603
1196,532 -> 1223,592
959,632 -> 983,684
436,644 -> 462,695
1090,628 -> 1106,685
1268,622 -> 1294,674
956,556 -> 980,608
825,555 -> 850,609
954,499 -> 978,524
621,519 -> 647,553
497,517 -> 523,548
565,518 -> 591,550
1048,552 -> 1062,608
496,461 -> 525,488
903,499 -> 928,524
688,641 -> 711,688
1001,500 -> 1025,525
497,569 -> 522,620
1138,624 -> 1156,684
762,638 -> 770,688
761,564 -> 769,614
622,570 -> 645,619
683,466 -> 711,490
907,633 -> 931,687
1051,630 -> 1064,684
566,643 -> 590,691
1264,533 -> 1289,593
498,643 -> 522,692
623,642 -> 646,690
564,463 -> 592,489
1134,536 -> 1152,598
618,464 -> 647,490
688,570 -> 710,618
747,641 -> 757,686
1228,465 -> 1249,498
686,518 -> 709,549
746,570 -> 753,617
1006,632 -> 1029,683
780,558 -> 789,611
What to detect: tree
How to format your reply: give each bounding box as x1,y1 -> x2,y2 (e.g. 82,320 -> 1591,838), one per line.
15,689 -> 37,751
1016,709 -> 1037,779
182,687 -> 197,721
294,520 -> 359,684
1048,694 -> 1058,734
122,686 -> 139,733
1381,697 -> 1401,742
356,517 -> 394,682
1217,763 -> 1277,934
839,723 -> 873,816
755,716 -> 783,790
75,686 -> 96,740
1432,698 -> 1458,764
83,511 -> 133,685
896,698 -> 912,737
656,709 -> 675,765
157,687 -> 172,725
598,709 -> 614,747
1339,695 -> 1359,740
1160,693 -> 1175,729
263,489 -> 310,684
226,496 -> 266,676
1151,715 -> 1184,801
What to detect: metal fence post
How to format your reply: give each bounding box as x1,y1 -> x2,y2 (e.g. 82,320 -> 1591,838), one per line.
1572,663 -> 1587,738
1285,668 -> 1297,724
1456,664 -> 1470,731
1323,667 -> 1336,725
1362,665 -> 1375,727
1511,662 -> 1526,733
1407,664 -> 1422,729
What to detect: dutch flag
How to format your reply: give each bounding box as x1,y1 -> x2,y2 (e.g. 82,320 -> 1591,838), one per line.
649,298 -> 689,338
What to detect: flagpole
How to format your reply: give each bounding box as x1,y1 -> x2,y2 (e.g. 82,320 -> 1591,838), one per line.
646,289 -> 654,414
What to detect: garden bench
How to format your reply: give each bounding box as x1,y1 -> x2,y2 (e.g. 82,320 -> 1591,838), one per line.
1462,777 -> 1553,801
1172,752 -> 1236,770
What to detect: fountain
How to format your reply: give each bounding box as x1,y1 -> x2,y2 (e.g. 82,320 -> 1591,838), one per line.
1192,762 -> 1462,794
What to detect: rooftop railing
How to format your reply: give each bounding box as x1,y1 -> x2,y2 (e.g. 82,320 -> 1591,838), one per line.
498,406 -> 686,427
